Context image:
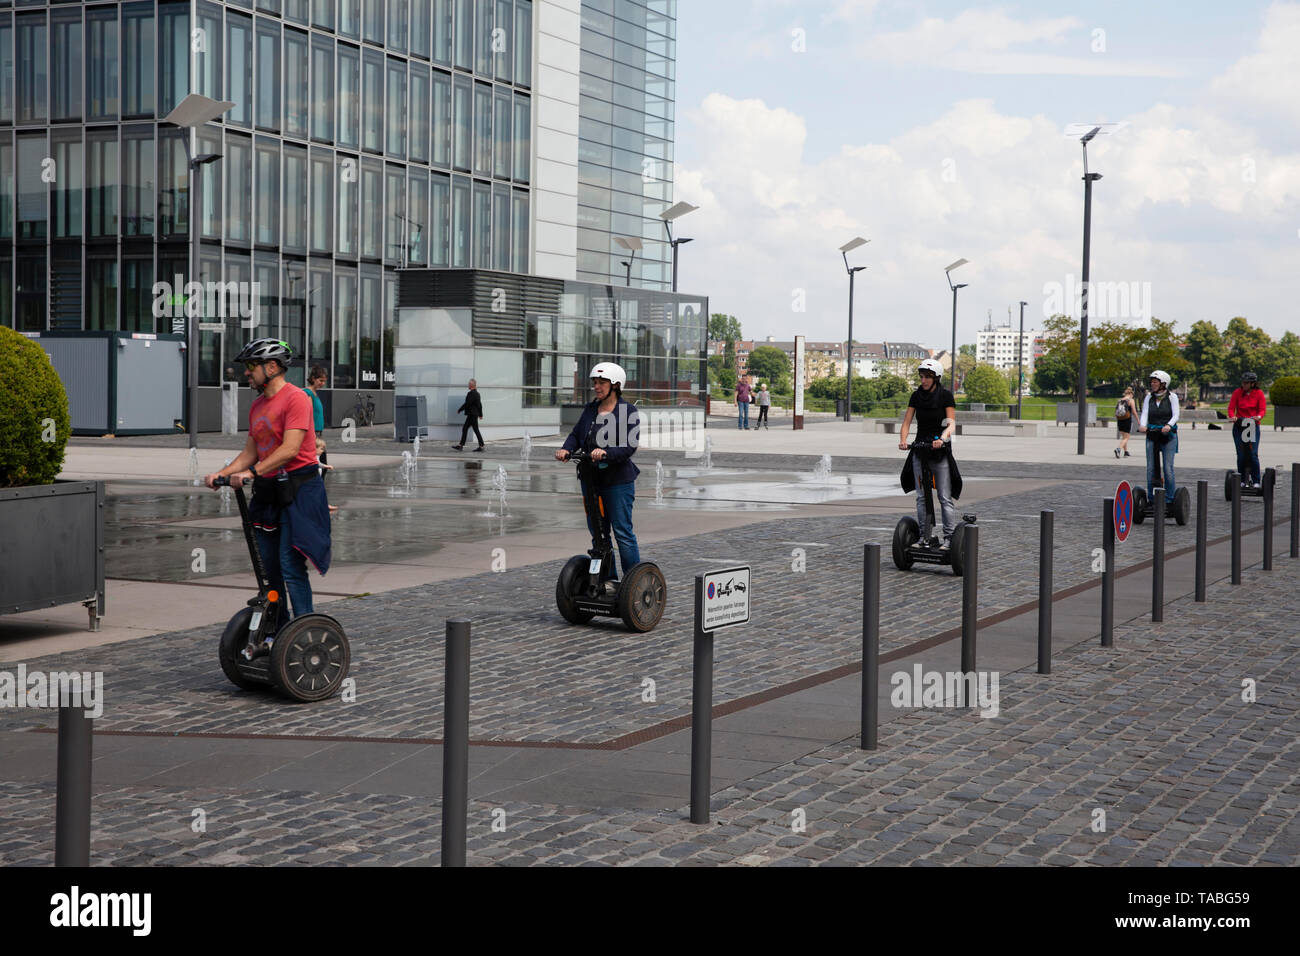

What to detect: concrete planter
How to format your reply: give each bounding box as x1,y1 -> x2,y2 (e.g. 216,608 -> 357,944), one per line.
0,480 -> 105,630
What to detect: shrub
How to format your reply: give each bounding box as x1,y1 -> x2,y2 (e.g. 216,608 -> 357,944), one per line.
1269,376 -> 1300,406
961,363 -> 1011,406
0,326 -> 71,488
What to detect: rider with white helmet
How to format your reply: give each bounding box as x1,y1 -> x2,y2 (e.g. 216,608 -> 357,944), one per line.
898,358 -> 959,549
555,362 -> 642,582
1139,369 -> 1180,505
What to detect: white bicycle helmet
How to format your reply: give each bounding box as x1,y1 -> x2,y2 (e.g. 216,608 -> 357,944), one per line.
589,361 -> 627,390
918,358 -> 944,379
1149,369 -> 1171,388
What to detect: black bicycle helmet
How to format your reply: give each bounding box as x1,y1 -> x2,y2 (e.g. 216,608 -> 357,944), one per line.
1242,370 -> 1258,383
235,338 -> 294,365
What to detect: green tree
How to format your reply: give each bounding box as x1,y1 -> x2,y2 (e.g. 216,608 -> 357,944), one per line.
1032,354 -> 1073,395
745,345 -> 791,392
1222,317 -> 1275,385
709,314 -> 742,370
707,355 -> 736,391
876,372 -> 910,399
962,363 -> 1011,406
1270,331 -> 1300,381
1183,320 -> 1226,401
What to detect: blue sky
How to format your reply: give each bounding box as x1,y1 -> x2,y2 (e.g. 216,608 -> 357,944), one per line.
671,1 -> 1300,346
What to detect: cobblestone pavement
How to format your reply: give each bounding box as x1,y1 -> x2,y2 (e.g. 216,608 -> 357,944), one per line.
0,569 -> 1295,866
0,467 -> 1287,744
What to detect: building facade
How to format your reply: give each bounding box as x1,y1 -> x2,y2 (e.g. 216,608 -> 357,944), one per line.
0,0 -> 678,423
976,324 -> 1038,372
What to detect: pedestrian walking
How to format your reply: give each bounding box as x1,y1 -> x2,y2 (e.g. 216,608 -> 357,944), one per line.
756,383 -> 771,429
735,376 -> 752,429
1114,386 -> 1136,458
454,378 -> 485,452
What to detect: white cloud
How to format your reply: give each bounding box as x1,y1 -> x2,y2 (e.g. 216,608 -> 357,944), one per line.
1210,2 -> 1300,126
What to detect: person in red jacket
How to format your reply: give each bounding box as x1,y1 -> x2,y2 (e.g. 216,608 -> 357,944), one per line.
1228,370 -> 1267,488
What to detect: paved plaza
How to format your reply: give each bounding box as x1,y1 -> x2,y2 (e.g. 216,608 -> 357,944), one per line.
1,422 -> 1297,866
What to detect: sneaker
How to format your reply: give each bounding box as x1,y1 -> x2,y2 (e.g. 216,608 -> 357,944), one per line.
475,446 -> 485,453
939,539 -> 951,551
1124,451 -> 1131,457
1114,447 -> 1121,458
452,444 -> 463,451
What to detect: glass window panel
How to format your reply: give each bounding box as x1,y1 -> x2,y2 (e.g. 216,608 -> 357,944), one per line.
385,58 -> 407,157
383,271 -> 396,387
284,28 -> 309,139
159,3 -> 189,117
384,164 -> 404,264
511,189 -> 528,273
407,169 -> 428,265
513,94 -> 530,183
491,183 -> 509,271
15,12 -> 47,125
472,180 -> 489,267
337,43 -> 360,148
256,19 -> 280,132
410,0 -> 430,59
225,12 -> 252,127
431,70 -> 451,168
85,10 -> 120,121
387,0 -> 407,52
51,10 -> 82,122
429,172 -> 449,266
472,82 -> 491,176
339,0 -> 360,39
310,149 -> 333,253
252,253 -> 278,341
432,0 -> 451,65
283,143 -> 308,252
0,134 -> 13,240
494,0 -> 512,83
122,4 -> 155,118
282,261 -> 306,381
362,49 -> 383,152
313,0 -> 335,31
336,152 -> 357,255
452,74 -> 471,171
52,132 -> 82,238
196,248 -> 222,382
254,136 -> 279,245
308,262 -> 333,380
359,266 -> 381,386
0,257 -> 10,328
122,257 -> 155,333
0,18 -> 12,125
86,130 -> 118,238
360,157 -> 381,258
195,3 -> 222,102
450,174 -> 469,267
197,129 -> 222,238
284,0 -> 309,26
362,0 -> 383,44
16,253 -> 47,332
409,66 -> 430,163
453,0 -> 472,71
493,87 -> 511,179
158,131 -> 188,237
225,133 -> 252,243
334,266 -> 357,387
258,0 -> 283,13
87,258 -> 119,331
474,0 -> 492,75
311,35 -> 335,141
122,129 -> 154,238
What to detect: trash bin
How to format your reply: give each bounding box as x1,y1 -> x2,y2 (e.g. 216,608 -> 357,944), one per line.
394,394 -> 428,442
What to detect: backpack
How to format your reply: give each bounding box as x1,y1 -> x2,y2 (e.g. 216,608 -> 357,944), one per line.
1115,398 -> 1129,419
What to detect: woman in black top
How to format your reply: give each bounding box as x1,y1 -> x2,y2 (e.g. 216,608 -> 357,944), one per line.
897,359 -> 958,548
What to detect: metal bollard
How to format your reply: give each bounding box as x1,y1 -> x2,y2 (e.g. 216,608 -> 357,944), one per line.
1263,467 -> 1276,571
1195,480 -> 1208,602
960,525 -> 978,707
1101,499 -> 1115,647
1152,489 -> 1165,622
441,619 -> 470,867
690,575 -> 714,824
1038,510 -> 1054,674
55,696 -> 93,867
1291,463 -> 1299,559
1230,474 -> 1242,585
860,544 -> 880,751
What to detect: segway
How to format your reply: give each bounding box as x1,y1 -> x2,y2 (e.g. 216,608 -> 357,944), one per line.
1224,467 -> 1273,501
214,476 -> 350,702
1132,431 -> 1190,526
892,439 -> 976,576
555,450 -> 667,632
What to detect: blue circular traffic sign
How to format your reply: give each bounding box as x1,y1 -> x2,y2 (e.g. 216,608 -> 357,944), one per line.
1115,481 -> 1133,542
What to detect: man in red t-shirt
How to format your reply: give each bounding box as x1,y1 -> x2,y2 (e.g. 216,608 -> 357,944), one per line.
205,340 -> 329,642
1228,370 -> 1267,488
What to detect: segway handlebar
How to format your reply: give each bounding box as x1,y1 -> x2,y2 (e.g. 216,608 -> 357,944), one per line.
212,475 -> 249,488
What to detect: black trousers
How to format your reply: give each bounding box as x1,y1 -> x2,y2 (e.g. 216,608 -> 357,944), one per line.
757,405 -> 769,425
459,417 -> 484,447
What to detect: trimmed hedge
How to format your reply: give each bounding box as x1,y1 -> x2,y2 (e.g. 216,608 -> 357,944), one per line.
0,326 -> 71,488
1269,375 -> 1300,407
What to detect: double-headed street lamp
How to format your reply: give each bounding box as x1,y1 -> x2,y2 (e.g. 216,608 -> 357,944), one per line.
163,93 -> 235,449
659,201 -> 698,292
944,258 -> 969,391
839,237 -> 869,422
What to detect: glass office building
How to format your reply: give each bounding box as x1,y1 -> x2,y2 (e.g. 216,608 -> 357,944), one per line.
0,0 -> 682,422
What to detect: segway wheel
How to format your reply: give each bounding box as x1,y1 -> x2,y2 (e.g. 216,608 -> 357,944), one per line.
1224,471 -> 1234,502
556,555 -> 595,625
1133,488 -> 1148,525
892,516 -> 919,570
267,613 -> 350,702
1174,487 -> 1190,526
949,523 -> 966,577
219,607 -> 264,690
617,562 -> 667,633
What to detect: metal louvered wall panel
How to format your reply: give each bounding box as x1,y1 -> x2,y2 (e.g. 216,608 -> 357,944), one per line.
396,269 -> 565,348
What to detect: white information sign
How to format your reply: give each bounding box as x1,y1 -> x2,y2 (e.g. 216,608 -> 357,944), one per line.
793,335 -> 805,419
699,566 -> 751,633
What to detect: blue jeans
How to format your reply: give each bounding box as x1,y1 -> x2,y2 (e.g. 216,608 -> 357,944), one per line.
1145,431 -> 1178,503
737,401 -> 750,428
256,526 -> 314,618
1232,421 -> 1261,484
911,452 -> 957,542
581,479 -> 640,579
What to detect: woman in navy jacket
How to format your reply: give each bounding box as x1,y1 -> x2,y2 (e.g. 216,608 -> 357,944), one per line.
555,361 -> 641,581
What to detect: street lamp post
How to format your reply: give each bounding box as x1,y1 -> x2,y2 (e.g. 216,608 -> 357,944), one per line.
163,94 -> 235,450
1017,300 -> 1027,420
660,201 -> 698,292
945,258 -> 969,391
839,238 -> 869,422
615,236 -> 642,287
